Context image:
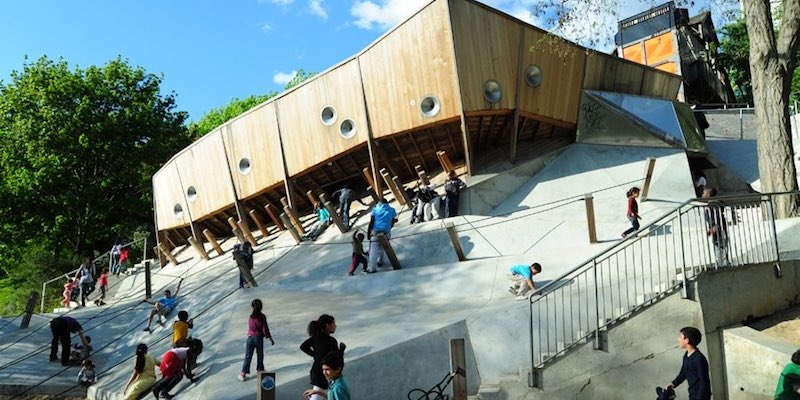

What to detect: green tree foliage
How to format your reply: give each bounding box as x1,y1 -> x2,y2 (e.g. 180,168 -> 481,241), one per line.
0,56 -> 192,312
718,18 -> 753,104
188,68 -> 317,138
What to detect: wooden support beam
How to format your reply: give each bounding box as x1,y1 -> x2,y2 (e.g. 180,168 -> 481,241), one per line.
391,136 -> 414,176
306,190 -> 319,207
415,165 -> 430,186
380,168 -> 405,206
445,222 -> 467,261
157,242 -> 179,266
407,133 -> 429,171
281,200 -> 305,235
231,226 -> 247,245
320,193 -> 347,233
248,209 -> 270,239
202,229 -> 224,256
226,216 -> 239,231
584,193 -> 598,244
437,150 -> 455,174
640,157 -> 657,202
264,203 -> 286,230
392,175 -> 414,208
280,213 -> 302,244
444,124 -> 460,160
377,233 -> 401,270
237,219 -> 258,247
20,291 -> 37,329
187,236 -> 210,260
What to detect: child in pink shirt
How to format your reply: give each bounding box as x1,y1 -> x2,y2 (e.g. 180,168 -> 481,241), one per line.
94,269 -> 108,306
61,276 -> 76,307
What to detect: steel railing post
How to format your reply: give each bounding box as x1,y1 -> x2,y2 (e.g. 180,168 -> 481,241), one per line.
677,208 -> 689,298
767,195 -> 781,264
40,282 -> 47,314
593,259 -> 601,350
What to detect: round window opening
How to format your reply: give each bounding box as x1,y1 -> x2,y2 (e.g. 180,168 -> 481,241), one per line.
340,119 -> 357,139
483,80 -> 502,103
239,158 -> 252,175
420,95 -> 441,118
320,106 -> 337,126
525,65 -> 543,87
173,204 -> 184,219
186,186 -> 197,202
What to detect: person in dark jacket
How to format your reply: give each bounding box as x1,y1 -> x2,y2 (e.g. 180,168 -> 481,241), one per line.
300,314 -> 346,400
50,316 -> 90,366
664,326 -> 711,400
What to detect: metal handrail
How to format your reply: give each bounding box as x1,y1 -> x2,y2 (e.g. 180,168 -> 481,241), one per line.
39,237 -> 148,313
528,191 -> 795,376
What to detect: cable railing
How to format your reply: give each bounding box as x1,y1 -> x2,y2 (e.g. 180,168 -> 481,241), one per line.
528,192 -> 789,379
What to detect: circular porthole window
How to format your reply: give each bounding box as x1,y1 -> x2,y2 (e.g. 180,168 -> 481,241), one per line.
186,186 -> 197,202
420,95 -> 441,118
340,119 -> 357,139
239,158 -> 252,175
321,106 -> 337,126
525,65 -> 543,87
483,80 -> 502,103
173,204 -> 184,219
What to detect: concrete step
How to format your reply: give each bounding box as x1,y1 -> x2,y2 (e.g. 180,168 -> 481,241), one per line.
477,383 -> 501,400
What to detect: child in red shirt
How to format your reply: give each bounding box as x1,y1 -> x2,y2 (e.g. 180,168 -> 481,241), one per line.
94,268 -> 108,306
61,277 -> 76,307
621,187 -> 642,238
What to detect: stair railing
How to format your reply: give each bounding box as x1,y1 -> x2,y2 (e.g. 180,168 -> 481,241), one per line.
528,192 -> 789,383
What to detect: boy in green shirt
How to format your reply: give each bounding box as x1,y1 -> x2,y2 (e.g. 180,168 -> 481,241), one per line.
303,351 -> 350,400
775,349 -> 800,399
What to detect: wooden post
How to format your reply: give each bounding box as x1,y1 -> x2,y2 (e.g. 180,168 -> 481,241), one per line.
437,150 -> 455,173
144,261 -> 152,300
415,165 -> 430,186
187,237 -> 210,260
305,190 -> 319,207
249,210 -> 270,239
20,291 -> 38,329
380,168 -> 405,206
445,222 -> 467,261
237,219 -> 258,247
202,229 -> 224,256
584,193 -> 598,244
449,338 -> 467,400
231,227 -> 247,245
264,204 -> 286,230
640,157 -> 656,202
281,197 -> 305,234
392,176 -> 414,208
366,186 -> 379,202
256,371 -> 277,400
377,233 -> 401,270
157,243 -> 179,266
363,167 -> 380,200
280,213 -> 302,244
226,217 -> 239,231
320,193 -> 347,233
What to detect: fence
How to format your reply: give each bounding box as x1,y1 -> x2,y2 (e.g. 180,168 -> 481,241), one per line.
528,192 -> 787,380
39,237 -> 148,313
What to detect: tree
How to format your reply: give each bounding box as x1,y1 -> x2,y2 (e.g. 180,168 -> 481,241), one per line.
0,56 -> 192,258
531,0 -> 800,217
284,68 -> 318,90
718,18 -> 754,104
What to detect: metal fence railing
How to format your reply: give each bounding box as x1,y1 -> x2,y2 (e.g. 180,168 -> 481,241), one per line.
528,192 -> 791,379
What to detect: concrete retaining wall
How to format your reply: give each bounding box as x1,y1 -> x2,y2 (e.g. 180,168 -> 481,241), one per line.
722,326 -> 795,399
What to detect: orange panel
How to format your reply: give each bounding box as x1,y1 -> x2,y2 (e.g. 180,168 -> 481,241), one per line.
644,32 -> 674,66
623,44 -> 643,64
655,62 -> 678,74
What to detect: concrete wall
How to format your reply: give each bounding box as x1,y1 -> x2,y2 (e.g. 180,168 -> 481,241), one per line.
278,321 -> 480,399
722,326 -> 795,399
695,260 -> 800,399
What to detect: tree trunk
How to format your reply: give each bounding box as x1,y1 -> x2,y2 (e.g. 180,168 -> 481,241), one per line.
744,0 -> 800,218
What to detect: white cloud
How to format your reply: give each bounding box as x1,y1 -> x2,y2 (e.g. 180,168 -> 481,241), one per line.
309,0 -> 328,19
260,23 -> 273,33
273,70 -> 298,85
350,0 -> 428,30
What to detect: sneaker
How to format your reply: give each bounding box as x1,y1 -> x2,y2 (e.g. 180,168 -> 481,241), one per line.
516,295 -> 529,301
159,394 -> 174,400
365,269 -> 376,274
143,327 -> 151,333
237,373 -> 246,382
621,233 -> 627,238
508,287 -> 517,296
348,272 -> 354,276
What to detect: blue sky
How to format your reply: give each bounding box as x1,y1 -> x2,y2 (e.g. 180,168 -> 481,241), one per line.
0,0 -> 723,122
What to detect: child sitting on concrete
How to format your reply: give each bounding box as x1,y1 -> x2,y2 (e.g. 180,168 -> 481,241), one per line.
70,336 -> 94,362
77,359 -> 97,386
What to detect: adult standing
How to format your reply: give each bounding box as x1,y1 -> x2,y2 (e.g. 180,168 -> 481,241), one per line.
332,184 -> 365,228
444,171 -> 466,218
300,314 -> 346,400
703,188 -> 729,268
75,257 -> 95,307
123,343 -> 161,400
49,316 -> 90,366
366,199 -> 396,273
110,242 -> 122,275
